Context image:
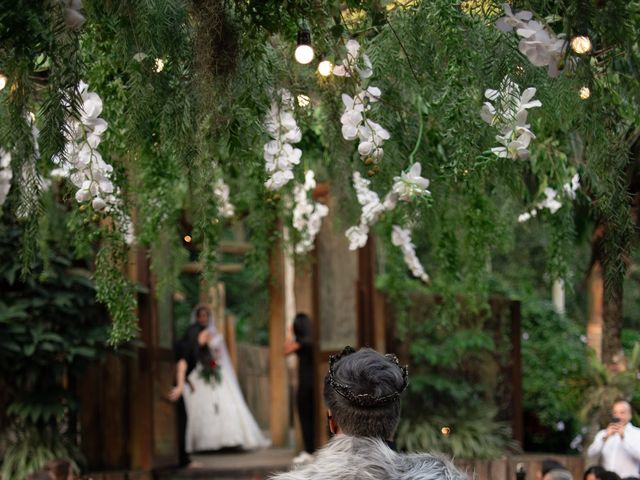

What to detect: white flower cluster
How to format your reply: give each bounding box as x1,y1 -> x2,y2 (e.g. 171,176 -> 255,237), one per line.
292,171 -> 329,254
333,39 -> 372,78
51,82 -> 134,244
51,81 -> 115,212
335,39 -> 390,164
345,162 -> 430,250
391,225 -> 430,283
62,0 -> 85,30
263,89 -> 302,191
0,149 -> 12,207
496,4 -> 567,77
480,76 -> 541,160
518,173 -> 580,223
213,178 -> 235,218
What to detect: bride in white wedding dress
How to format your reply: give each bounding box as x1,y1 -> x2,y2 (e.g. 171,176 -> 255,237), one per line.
182,305 -> 270,452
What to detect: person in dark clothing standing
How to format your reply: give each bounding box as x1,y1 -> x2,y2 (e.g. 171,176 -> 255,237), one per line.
285,313 -> 315,464
168,305 -> 210,467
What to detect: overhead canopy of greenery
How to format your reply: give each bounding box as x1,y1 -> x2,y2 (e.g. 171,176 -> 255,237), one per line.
0,0 -> 639,344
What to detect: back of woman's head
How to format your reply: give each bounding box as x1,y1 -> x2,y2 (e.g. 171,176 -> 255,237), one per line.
293,313 -> 312,342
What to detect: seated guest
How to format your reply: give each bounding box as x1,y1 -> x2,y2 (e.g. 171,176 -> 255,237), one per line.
269,346 -> 467,480
538,459 -> 568,480
598,472 -> 622,480
585,466 -> 607,480
545,470 -> 573,480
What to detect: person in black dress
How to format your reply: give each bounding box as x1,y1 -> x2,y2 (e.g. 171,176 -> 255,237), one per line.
285,313 -> 315,463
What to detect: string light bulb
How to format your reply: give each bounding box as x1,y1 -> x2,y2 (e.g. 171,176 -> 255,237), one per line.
0,73 -> 7,91
441,426 -> 451,436
318,59 -> 333,77
183,234 -> 192,243
579,86 -> 591,100
294,30 -> 314,65
154,58 -> 165,72
570,35 -> 592,54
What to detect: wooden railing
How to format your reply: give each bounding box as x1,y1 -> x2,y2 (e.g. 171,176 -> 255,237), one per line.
455,454 -> 584,480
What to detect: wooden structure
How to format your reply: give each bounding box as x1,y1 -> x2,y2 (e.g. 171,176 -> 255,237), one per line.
78,186 -> 523,476
78,241 -> 248,475
265,185 -> 388,448
79,246 -> 177,474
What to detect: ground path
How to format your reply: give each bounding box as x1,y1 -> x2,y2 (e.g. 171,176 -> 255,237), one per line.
156,447 -> 295,480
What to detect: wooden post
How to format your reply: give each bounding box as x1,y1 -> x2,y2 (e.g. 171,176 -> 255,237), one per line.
510,301 -> 524,445
128,244 -> 154,470
226,314 -> 238,372
269,231 -> 289,446
552,279 -> 565,315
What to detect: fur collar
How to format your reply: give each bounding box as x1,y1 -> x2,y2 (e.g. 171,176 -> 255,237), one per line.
270,435 -> 467,480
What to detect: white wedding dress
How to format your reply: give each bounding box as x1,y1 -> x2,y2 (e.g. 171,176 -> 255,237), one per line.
183,325 -> 270,452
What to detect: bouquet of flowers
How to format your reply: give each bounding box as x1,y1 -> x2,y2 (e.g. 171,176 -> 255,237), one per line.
199,357 -> 222,385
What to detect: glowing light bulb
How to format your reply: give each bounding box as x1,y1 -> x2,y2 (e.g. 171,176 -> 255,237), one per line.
295,30 -> 314,65
570,35 -> 592,54
579,86 -> 590,100
297,94 -> 311,107
154,58 -> 165,72
441,426 -> 451,436
183,234 -> 192,243
0,74 -> 7,91
318,60 -> 333,77
295,45 -> 314,64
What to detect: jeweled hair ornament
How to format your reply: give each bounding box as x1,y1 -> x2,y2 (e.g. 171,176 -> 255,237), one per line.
328,346 -> 409,408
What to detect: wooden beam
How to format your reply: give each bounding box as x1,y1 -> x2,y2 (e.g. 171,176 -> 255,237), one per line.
268,231 -> 289,447
182,262 -> 243,274
218,240 -> 252,254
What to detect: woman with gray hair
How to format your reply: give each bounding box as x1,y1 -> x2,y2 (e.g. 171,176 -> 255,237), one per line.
270,346 -> 467,480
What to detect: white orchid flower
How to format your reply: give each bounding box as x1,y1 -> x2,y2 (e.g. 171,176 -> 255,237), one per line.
357,54 -> 373,79
81,92 -> 103,120
346,224 -> 369,250
495,3 -> 532,32
292,172 -> 329,254
0,149 -> 12,207
518,87 -> 542,110
539,187 -> 562,213
391,225 -> 430,283
391,225 -> 413,248
75,188 -> 91,202
365,86 -> 381,102
518,212 -> 531,223
382,191 -> 398,210
497,5 -> 567,77
92,196 -> 107,211
563,173 -> 580,199
392,162 -> 431,201
63,0 -> 85,30
480,102 -> 497,125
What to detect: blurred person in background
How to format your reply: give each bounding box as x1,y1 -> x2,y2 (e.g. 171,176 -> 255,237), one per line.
587,400 -> 640,479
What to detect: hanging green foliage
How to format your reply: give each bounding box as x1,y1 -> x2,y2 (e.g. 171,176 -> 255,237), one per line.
0,0 -> 638,350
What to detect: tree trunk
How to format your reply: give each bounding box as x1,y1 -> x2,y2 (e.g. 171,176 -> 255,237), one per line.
601,272 -> 623,364
587,224 -> 606,360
